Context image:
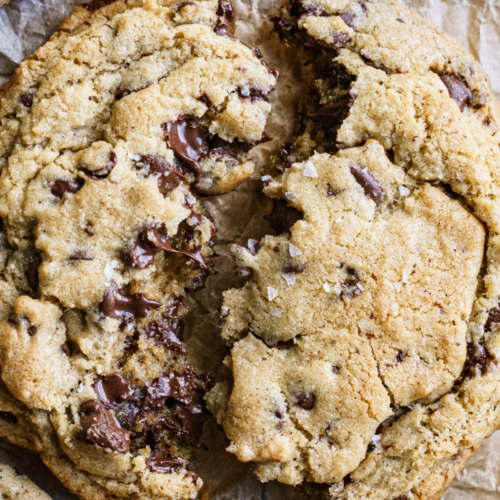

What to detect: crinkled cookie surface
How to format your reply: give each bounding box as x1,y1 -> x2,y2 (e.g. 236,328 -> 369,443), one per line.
0,0 -> 276,499
208,0 -> 500,499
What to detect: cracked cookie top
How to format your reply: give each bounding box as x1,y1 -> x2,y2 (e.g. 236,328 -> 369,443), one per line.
0,0 -> 276,499
208,1 -> 500,499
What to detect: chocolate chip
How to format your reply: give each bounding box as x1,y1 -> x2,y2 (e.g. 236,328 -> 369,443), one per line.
81,0 -> 118,12
456,340 -> 497,383
214,26 -> 237,40
394,496 -> 408,500
144,319 -> 186,354
296,392 -> 315,410
93,373 -> 134,406
327,183 -> 342,196
84,222 -> 94,236
339,1 -> 366,28
0,412 -> 18,425
80,152 -> 117,180
50,178 -> 84,198
61,342 -> 72,357
217,0 -> 234,23
265,199 -> 304,235
332,365 -> 340,374
237,85 -> 269,102
308,94 -> 354,129
146,448 -> 185,473
99,282 -> 161,320
350,165 -> 383,204
69,250 -> 94,260
268,339 -> 295,349
19,93 -> 34,108
484,306 -> 500,333
198,94 -> 212,107
164,297 -> 184,318
191,268 -> 210,291
79,400 -> 132,453
396,350 -> 407,363
134,154 -> 185,195
439,74 -> 472,112
163,117 -> 210,174
26,253 -> 42,292
340,268 -> 363,300
27,326 -> 37,336
120,225 -> 208,270
147,369 -> 199,408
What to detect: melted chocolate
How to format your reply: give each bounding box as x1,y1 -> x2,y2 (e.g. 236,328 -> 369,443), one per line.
26,253 -> 42,292
134,154 -> 185,195
163,118 -> 210,174
217,0 -> 234,23
94,373 -> 134,406
69,250 -> 94,260
79,400 -> 132,453
81,0 -> 118,12
120,225 -> 208,270
296,392 -> 315,410
456,341 -> 497,383
484,306 -> 500,333
350,165 -> 383,204
339,1 -> 366,28
146,448 -> 185,473
308,94 -> 354,129
84,222 -> 94,236
439,74 -> 472,112
50,178 -> 84,198
237,85 -> 269,101
19,93 -> 34,108
61,342 -> 72,357
27,326 -> 37,336
147,369 -> 199,408
265,199 -> 304,235
144,319 -> 186,354
396,350 -> 407,363
81,152 -> 117,180
99,282 -> 161,320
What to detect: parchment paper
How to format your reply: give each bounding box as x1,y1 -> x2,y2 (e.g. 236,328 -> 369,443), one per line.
0,0 -> 499,498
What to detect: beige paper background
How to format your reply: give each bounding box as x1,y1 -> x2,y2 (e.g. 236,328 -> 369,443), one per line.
0,0 -> 499,498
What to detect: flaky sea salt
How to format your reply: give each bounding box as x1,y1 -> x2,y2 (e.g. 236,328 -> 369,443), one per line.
283,272 -> 296,285
371,434 -> 382,453
323,283 -> 331,292
456,172 -> 465,181
399,186 -> 410,197
303,161 -> 318,178
186,192 -> 196,206
289,243 -> 302,257
270,307 -> 282,317
402,269 -> 409,284
129,153 -> 142,161
267,286 -> 278,301
393,282 -> 403,292
357,283 -> 364,291
104,260 -> 119,280
285,191 -> 300,201
261,175 -> 272,182
77,381 -> 84,393
248,238 -> 259,254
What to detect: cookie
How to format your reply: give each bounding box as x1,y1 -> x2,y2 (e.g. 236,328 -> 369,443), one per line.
0,0 -> 277,498
208,1 -> 500,499
0,462 -> 51,500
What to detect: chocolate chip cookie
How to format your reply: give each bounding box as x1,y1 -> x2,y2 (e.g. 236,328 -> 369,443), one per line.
0,0 -> 276,498
0,462 -> 51,500
208,1 -> 500,499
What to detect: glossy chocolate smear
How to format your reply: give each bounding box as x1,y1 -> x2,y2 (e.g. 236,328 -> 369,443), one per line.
163,118 -> 210,174
217,0 -> 234,23
26,252 -> 42,292
296,392 -> 315,410
144,319 -> 186,354
265,199 -> 304,235
50,178 -> 84,198
94,373 -> 134,406
237,84 -> 269,101
81,152 -> 117,180
308,94 -> 354,129
69,250 -> 94,260
350,165 -> 383,204
99,282 -> 161,320
120,225 -> 208,270
147,368 -> 199,408
79,400 -> 132,453
439,74 -> 472,112
81,0 -> 118,12
134,154 -> 185,196
146,448 -> 185,473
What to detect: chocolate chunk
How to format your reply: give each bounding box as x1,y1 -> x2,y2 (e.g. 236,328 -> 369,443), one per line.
350,165 -> 383,204
268,338 -> 295,349
50,178 -> 84,198
327,183 -> 342,196
164,297 -> 184,318
134,154 -> 185,195
340,268 -> 363,300
120,225 -> 208,270
339,1 -> 366,28
61,342 -> 72,357
27,326 -> 37,336
84,222 -> 94,236
0,412 -> 18,425
99,282 -> 161,320
308,94 -> 354,129
163,118 -> 210,174
214,26 -> 237,40
19,93 -> 35,108
456,341 -> 497,383
26,252 -> 42,292
439,74 -> 472,112
484,306 -> 500,333
81,0 -> 118,12
332,365 -> 340,374
147,369 -> 199,408
79,400 -> 132,453
198,94 -> 212,107
81,152 -> 117,180
146,448 -> 185,473
237,85 -> 269,101
144,320 -> 186,354
296,392 -> 315,410
265,199 -> 304,235
396,350 -> 407,363
94,373 -> 134,406
217,0 -> 234,23
69,250 -> 94,260
191,268 -> 210,291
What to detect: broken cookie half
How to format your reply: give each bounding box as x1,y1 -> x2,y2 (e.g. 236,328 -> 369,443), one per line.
0,0 -> 276,499
209,1 -> 500,499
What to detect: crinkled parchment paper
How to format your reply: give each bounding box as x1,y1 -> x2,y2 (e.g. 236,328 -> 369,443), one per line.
0,0 -> 500,498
